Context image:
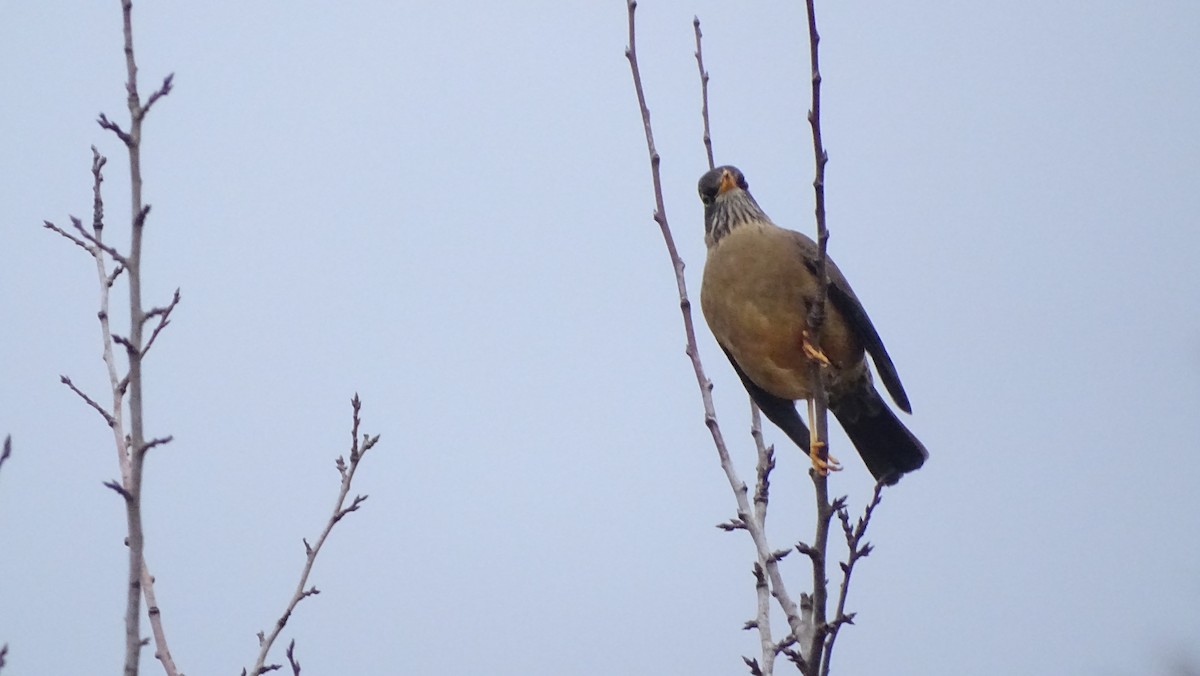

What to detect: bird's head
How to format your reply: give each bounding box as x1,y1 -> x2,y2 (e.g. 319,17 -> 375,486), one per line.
698,165 -> 769,246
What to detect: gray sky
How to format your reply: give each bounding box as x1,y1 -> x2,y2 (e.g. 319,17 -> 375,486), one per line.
2,1 -> 1198,674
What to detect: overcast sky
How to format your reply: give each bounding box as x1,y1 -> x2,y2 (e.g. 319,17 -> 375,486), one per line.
2,2 -> 1198,675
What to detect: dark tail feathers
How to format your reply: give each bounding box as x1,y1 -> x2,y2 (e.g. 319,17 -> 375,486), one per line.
830,388 -> 927,485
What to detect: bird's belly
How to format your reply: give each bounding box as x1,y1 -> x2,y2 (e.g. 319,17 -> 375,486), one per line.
713,302 -> 816,400
701,234 -> 864,401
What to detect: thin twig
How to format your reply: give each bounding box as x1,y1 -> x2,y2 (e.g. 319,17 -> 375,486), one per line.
744,562 -> 772,676
140,74 -> 175,120
91,147 -> 107,232
285,640 -> 301,676
801,1 -> 835,672
750,406 -> 779,674
805,479 -> 833,673
107,263 -> 127,288
104,480 -> 133,501
695,16 -> 797,675
42,220 -> 94,254
625,2 -> 810,668
703,20 -> 784,670
245,395 -> 379,676
72,216 -> 129,265
59,376 -> 117,428
821,483 -> 884,674
692,17 -> 715,171
140,436 -> 173,453
97,113 -> 132,146
142,289 -> 182,357
802,0 -> 832,403
81,148 -> 132,487
0,436 -> 11,476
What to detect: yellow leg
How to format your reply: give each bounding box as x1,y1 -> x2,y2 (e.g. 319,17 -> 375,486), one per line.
805,397 -> 841,475
801,330 -> 831,366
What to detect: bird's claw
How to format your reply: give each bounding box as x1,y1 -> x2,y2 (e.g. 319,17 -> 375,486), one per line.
809,440 -> 842,475
801,330 -> 831,366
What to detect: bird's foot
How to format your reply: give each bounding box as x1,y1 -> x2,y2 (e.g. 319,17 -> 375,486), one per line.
801,330 -> 831,366
809,441 -> 842,475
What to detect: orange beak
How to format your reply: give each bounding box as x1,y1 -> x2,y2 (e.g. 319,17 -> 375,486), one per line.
717,169 -> 739,195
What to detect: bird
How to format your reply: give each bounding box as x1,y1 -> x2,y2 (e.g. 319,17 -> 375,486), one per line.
698,165 -> 927,485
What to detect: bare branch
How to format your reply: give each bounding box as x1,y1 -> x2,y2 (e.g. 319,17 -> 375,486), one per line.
62,125 -> 133,499
91,147 -> 107,232
716,518 -> 747,532
0,436 -> 11,475
285,639 -> 301,676
333,494 -> 369,523
104,480 -> 133,501
753,433 -> 775,509
108,0 -> 178,672
801,0 -> 833,470
140,74 -> 174,119
748,563 -> 772,676
107,263 -> 127,287
143,289 -> 181,322
802,0 -> 832,328
133,204 -> 151,230
71,216 -> 128,265
0,643 -> 8,673
627,3 -> 810,671
142,289 -> 182,357
60,375 -> 117,428
139,436 -> 173,454
693,17 -> 715,171
113,333 -> 136,355
141,565 -> 180,676
246,397 -> 380,675
821,483 -> 885,672
799,1 -> 837,671
97,112 -> 132,146
43,220 -> 94,254
794,541 -> 819,564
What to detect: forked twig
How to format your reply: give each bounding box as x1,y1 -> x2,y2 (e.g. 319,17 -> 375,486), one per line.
820,483 -> 884,674
142,289 -> 182,357
47,1 -> 180,673
285,640 -> 301,675
244,396 -> 379,676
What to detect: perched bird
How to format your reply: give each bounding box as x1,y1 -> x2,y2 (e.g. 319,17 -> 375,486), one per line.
698,165 -> 927,485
